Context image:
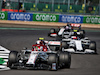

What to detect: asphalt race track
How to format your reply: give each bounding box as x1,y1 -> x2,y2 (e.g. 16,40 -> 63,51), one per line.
0,27 -> 100,75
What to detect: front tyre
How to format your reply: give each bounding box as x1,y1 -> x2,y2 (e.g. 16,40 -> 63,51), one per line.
89,41 -> 97,54
48,28 -> 56,36
48,54 -> 58,71
8,51 -> 19,69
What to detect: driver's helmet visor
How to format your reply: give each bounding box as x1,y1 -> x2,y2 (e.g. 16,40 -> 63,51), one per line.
65,26 -> 71,30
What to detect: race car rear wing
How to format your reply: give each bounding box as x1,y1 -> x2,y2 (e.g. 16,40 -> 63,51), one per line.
36,40 -> 61,46
48,41 -> 60,45
70,24 -> 81,27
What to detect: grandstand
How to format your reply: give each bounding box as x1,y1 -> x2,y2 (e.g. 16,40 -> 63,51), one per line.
0,0 -> 100,15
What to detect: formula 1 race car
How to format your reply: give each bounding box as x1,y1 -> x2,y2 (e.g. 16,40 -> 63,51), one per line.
37,38 -> 97,54
7,40 -> 71,71
61,36 -> 97,54
48,23 -> 85,39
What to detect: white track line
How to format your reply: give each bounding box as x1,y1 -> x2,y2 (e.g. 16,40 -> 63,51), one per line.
0,46 -> 10,71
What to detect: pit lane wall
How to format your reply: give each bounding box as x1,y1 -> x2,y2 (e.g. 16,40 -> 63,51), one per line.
0,11 -> 100,24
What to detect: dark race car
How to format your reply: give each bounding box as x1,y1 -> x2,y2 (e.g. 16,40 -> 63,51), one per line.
48,23 -> 85,39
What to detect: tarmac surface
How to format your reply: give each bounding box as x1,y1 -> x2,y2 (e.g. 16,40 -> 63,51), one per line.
0,26 -> 100,75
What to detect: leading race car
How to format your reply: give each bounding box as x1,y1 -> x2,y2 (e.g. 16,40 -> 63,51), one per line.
48,23 -> 85,39
7,39 -> 71,71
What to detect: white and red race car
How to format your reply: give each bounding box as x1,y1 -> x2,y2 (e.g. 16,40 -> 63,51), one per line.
7,40 -> 71,71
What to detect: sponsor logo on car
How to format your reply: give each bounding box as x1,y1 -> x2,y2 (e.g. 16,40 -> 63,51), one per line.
0,58 -> 5,65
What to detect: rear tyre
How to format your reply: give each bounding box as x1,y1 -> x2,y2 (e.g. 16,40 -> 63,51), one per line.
64,52 -> 71,68
61,42 -> 68,49
56,36 -> 62,41
48,28 -> 56,36
50,28 -> 55,33
8,51 -> 19,69
48,54 -> 58,71
59,52 -> 71,69
79,30 -> 85,38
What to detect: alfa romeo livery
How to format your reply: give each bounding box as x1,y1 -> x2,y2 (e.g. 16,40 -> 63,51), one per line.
7,39 -> 71,71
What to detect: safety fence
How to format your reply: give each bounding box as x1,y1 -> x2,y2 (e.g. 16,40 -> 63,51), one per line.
0,11 -> 100,24
0,0 -> 100,15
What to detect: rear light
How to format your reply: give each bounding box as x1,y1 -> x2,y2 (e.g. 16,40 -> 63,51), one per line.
51,33 -> 57,34
50,33 -> 57,36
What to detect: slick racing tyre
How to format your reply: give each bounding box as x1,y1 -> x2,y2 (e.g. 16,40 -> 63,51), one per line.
89,41 -> 97,53
59,52 -> 71,68
56,36 -> 62,41
48,54 -> 58,71
50,28 -> 55,33
79,30 -> 85,38
61,42 -> 68,49
8,51 -> 19,69
48,28 -> 56,36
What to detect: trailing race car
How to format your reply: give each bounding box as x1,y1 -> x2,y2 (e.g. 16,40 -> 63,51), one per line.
61,36 -> 97,54
48,23 -> 85,39
7,39 -> 71,71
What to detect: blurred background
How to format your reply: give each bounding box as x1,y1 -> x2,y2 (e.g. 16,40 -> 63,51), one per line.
0,0 -> 100,15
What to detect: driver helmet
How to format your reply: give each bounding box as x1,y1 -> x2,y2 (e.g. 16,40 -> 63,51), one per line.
67,22 -> 71,26
40,40 -> 45,45
64,26 -> 72,31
